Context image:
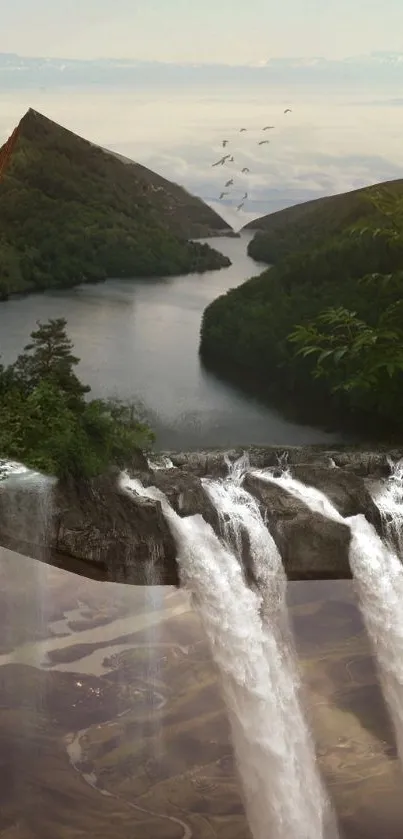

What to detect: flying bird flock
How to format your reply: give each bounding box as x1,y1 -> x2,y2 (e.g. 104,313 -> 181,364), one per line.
210,106 -> 293,212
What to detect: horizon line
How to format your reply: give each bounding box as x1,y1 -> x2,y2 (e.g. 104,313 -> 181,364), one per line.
1,49 -> 403,68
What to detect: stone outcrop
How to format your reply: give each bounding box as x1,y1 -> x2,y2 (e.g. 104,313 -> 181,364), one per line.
0,445 -> 400,586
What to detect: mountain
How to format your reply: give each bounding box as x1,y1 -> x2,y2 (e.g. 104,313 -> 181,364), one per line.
242,178 -> 403,263
0,109 -> 231,299
200,177 -> 403,435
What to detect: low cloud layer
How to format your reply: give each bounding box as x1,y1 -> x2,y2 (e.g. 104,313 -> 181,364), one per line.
1,77 -> 403,227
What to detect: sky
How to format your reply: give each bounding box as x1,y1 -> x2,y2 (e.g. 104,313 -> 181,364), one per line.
2,83 -> 403,230
2,0 -> 403,64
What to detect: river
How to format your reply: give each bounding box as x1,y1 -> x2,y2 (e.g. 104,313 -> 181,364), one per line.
0,233 -> 342,449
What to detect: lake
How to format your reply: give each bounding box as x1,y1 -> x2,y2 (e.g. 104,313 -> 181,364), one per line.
0,233 -> 343,449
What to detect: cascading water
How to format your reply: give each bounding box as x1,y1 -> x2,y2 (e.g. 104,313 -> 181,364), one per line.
253,466 -> 403,772
203,455 -> 337,839
372,457 -> 403,557
0,461 -> 55,668
121,467 -> 338,839
147,455 -> 175,471
120,473 -> 165,756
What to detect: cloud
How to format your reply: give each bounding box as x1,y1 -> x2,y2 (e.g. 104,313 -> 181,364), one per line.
2,79 -> 403,227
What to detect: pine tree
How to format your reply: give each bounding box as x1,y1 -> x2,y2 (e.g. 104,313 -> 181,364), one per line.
11,317 -> 90,407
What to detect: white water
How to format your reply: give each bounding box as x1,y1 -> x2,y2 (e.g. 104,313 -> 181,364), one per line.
373,457 -> 403,557
0,462 -> 55,668
121,468 -> 336,839
254,466 -> 403,770
147,455 -> 175,471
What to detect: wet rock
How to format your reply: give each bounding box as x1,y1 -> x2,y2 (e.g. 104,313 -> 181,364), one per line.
0,471 -> 178,586
243,473 -> 352,579
290,464 -> 382,532
0,445 -> 399,586
140,468 -> 221,534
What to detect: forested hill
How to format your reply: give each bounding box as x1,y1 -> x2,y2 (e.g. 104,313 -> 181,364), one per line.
0,108 -> 231,299
201,183 -> 403,437
242,178 -> 403,264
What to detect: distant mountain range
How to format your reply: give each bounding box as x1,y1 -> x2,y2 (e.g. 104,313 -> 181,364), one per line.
1,52 -> 403,88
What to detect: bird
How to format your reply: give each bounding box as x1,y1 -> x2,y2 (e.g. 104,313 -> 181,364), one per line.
262,125 -> 275,130
241,167 -> 250,173
228,156 -> 234,162
239,127 -> 247,132
222,140 -> 229,147
242,191 -> 248,200
219,191 -> 229,199
225,179 -> 234,187
284,108 -> 292,114
236,201 -> 245,211
258,140 -> 270,145
212,154 -> 231,167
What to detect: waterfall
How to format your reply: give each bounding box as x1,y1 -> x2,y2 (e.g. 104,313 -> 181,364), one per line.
372,457 -> 403,556
122,467 -> 337,839
253,466 -> 403,771
147,455 -> 175,471
0,461 -> 55,672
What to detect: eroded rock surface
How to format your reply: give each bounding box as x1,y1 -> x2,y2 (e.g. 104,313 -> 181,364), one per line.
0,446 -> 399,586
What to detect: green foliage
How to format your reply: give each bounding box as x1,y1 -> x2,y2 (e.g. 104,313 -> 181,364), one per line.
246,179 -> 403,265
201,186 -> 403,435
0,319 -> 154,478
0,110 -> 230,298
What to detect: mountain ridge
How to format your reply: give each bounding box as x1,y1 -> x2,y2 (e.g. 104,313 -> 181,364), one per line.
0,108 -> 232,299
241,177 -> 403,263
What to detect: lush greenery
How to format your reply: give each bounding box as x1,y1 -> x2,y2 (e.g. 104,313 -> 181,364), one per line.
0,318 -> 154,478
245,178 -> 403,264
201,184 -> 403,435
0,109 -> 231,299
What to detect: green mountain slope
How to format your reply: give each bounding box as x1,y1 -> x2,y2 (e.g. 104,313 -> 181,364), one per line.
242,179 -> 403,264
201,181 -> 403,436
0,109 -> 232,299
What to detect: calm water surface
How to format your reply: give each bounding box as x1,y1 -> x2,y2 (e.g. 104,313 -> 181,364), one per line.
0,234 -> 343,448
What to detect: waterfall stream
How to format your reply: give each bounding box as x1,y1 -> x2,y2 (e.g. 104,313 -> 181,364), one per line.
253,466 -> 403,772
121,466 -> 338,839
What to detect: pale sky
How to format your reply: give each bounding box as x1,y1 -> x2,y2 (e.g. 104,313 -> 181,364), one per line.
2,0 -> 403,64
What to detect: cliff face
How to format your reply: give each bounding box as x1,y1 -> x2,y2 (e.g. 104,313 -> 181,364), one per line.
0,109 -> 232,298
0,446 -> 397,587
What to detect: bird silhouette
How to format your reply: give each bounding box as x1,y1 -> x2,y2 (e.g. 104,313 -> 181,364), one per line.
239,127 -> 247,132
242,191 -> 248,200
228,156 -> 234,162
212,154 -> 231,167
219,191 -> 229,200
284,108 -> 292,114
236,201 -> 245,211
262,125 -> 275,130
225,179 -> 234,187
222,140 -> 229,147
258,140 -> 270,145
241,167 -> 250,173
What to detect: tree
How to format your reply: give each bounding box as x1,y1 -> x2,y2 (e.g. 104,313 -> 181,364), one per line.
11,317 -> 90,408
287,189 -> 403,426
0,319 -> 155,478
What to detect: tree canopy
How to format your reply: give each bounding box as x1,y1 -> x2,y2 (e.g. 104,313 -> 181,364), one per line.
0,110 -> 230,299
200,186 -> 403,437
0,318 -> 154,478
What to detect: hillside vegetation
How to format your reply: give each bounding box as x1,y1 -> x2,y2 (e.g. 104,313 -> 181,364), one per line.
0,109 -> 231,299
0,318 -> 153,478
243,178 -> 403,264
201,183 -> 403,436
